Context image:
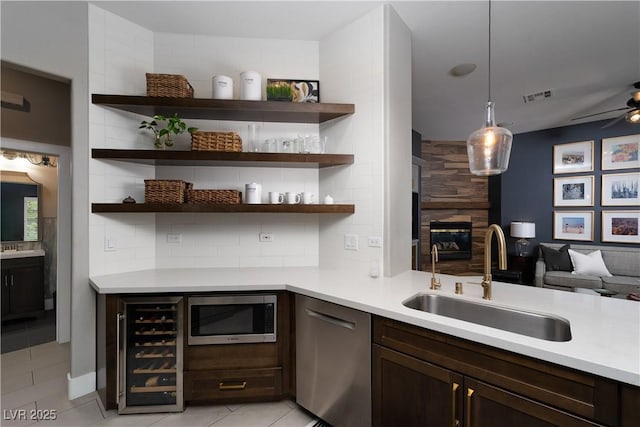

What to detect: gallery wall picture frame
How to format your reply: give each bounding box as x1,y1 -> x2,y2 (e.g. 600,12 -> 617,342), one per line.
601,210 -> 640,243
553,140 -> 594,174
553,210 -> 594,241
553,175 -> 594,207
601,172 -> 640,206
601,134 -> 640,170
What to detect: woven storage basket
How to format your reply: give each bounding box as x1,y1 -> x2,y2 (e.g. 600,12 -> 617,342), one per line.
191,131 -> 243,152
146,73 -> 194,98
144,180 -> 192,204
187,189 -> 242,204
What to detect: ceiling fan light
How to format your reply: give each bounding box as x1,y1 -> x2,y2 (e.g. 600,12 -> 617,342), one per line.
467,102 -> 513,176
626,108 -> 640,123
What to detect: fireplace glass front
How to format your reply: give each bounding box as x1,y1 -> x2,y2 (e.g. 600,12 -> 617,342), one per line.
429,222 -> 472,260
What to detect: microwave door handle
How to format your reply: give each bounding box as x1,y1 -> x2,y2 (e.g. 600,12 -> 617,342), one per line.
305,308 -> 356,330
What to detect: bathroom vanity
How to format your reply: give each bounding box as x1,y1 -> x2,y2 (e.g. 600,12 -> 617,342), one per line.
1,250 -> 45,321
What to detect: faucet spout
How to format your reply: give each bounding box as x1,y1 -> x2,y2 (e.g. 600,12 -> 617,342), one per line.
430,244 -> 441,290
481,224 -> 507,300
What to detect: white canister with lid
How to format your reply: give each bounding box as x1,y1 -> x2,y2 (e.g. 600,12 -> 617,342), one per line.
245,182 -> 262,204
212,75 -> 233,99
240,71 -> 262,101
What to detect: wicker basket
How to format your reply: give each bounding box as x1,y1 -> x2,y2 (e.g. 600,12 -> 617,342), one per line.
187,189 -> 242,204
191,131 -> 243,152
144,180 -> 192,204
146,73 -> 194,98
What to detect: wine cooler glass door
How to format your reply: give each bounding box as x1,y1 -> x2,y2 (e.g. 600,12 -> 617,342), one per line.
119,297 -> 183,414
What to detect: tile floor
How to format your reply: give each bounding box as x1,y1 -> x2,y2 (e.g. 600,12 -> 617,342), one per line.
1,341 -> 318,427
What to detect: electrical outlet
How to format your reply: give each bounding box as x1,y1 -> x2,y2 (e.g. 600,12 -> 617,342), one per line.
167,233 -> 182,244
368,236 -> 382,247
344,234 -> 358,251
259,232 -> 274,242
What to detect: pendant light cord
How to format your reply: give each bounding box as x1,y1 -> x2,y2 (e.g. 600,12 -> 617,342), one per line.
488,0 -> 492,102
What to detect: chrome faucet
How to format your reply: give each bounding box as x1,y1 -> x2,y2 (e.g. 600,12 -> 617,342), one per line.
430,244 -> 441,290
481,224 -> 507,300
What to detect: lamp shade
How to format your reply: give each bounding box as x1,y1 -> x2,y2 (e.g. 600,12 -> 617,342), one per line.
511,222 -> 536,239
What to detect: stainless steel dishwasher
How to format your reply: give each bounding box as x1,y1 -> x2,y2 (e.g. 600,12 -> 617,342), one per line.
296,294 -> 371,427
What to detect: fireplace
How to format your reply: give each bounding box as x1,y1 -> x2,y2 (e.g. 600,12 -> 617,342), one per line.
429,221 -> 472,260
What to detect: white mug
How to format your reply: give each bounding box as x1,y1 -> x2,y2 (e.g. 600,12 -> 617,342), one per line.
301,192 -> 314,204
269,192 -> 284,204
285,192 -> 301,204
245,183 -> 262,204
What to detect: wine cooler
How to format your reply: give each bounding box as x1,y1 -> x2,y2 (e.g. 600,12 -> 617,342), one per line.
118,297 -> 184,414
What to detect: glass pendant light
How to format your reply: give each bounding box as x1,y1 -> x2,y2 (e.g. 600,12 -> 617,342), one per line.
467,0 -> 513,176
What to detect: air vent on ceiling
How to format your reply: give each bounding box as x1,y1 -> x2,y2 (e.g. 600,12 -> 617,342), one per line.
522,89 -> 555,104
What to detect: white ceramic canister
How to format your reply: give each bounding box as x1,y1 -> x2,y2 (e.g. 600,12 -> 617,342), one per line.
212,75 -> 233,99
240,71 -> 262,101
245,182 -> 262,204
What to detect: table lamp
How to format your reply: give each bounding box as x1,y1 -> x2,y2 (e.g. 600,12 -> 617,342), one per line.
511,221 -> 535,256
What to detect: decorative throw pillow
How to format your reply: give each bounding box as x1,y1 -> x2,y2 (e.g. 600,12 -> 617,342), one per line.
539,244 -> 573,271
568,249 -> 612,277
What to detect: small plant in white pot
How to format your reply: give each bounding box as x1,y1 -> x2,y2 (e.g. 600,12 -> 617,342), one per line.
139,113 -> 197,149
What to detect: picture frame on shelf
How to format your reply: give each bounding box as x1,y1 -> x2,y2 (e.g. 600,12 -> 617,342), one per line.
266,79 -> 320,103
553,175 -> 594,207
601,210 -> 640,243
553,210 -> 594,241
601,134 -> 640,170
601,172 -> 640,206
553,140 -> 594,174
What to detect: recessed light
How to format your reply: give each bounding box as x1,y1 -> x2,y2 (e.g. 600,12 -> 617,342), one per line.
449,63 -> 477,77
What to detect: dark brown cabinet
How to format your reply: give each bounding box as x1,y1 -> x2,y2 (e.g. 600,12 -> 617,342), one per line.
373,316 -> 622,427
1,256 -> 45,321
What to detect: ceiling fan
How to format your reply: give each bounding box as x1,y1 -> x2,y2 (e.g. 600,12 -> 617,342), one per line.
571,81 -> 640,128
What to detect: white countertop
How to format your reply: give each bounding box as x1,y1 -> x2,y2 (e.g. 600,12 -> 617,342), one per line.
89,266 -> 640,386
0,249 -> 45,259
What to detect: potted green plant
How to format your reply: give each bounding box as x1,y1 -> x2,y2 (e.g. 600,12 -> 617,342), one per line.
139,113 -> 197,149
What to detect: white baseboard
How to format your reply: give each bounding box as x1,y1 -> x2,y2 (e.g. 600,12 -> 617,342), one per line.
45,298 -> 54,311
67,371 -> 95,400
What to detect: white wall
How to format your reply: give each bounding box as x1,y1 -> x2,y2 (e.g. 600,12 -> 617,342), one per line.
89,5 -> 156,276
1,0 -> 90,397
152,33 -> 322,268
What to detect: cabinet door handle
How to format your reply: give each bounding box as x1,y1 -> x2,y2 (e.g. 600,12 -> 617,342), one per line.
10,274 -> 14,286
4,275 -> 7,287
116,313 -> 125,405
465,388 -> 475,427
219,381 -> 247,391
452,382 -> 460,427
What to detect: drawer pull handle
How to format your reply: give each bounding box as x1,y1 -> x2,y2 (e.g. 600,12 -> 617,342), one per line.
219,381 -> 247,391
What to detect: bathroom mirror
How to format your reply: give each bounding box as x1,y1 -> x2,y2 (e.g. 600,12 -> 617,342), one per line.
1,172 -> 42,242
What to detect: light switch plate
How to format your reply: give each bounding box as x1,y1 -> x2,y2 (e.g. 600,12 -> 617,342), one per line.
344,234 -> 359,250
167,233 -> 182,243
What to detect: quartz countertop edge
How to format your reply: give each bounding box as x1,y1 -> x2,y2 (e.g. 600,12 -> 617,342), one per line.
89,266 -> 640,386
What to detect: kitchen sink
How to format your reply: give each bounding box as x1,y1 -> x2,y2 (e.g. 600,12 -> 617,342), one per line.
402,293 -> 572,342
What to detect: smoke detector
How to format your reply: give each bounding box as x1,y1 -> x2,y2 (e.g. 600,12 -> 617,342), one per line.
523,89 -> 555,104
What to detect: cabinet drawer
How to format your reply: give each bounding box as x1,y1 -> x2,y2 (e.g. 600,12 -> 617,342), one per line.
373,316 -> 617,426
184,367 -> 282,403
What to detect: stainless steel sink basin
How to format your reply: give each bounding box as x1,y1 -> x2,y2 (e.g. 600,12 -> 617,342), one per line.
402,293 -> 572,342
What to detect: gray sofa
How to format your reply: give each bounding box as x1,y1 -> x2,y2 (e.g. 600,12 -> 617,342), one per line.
535,243 -> 640,295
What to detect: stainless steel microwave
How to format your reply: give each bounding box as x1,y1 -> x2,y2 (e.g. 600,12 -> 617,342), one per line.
188,294 -> 277,345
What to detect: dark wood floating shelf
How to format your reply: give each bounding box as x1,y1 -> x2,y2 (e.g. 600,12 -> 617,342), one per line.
422,201 -> 491,210
92,203 -> 355,214
92,94 -> 355,124
92,149 -> 354,168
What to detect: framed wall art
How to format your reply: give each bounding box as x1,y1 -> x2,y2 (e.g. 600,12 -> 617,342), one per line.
601,172 -> 640,206
553,140 -> 594,174
601,210 -> 640,243
553,211 -> 594,241
553,175 -> 594,207
602,134 -> 640,170
266,79 -> 319,103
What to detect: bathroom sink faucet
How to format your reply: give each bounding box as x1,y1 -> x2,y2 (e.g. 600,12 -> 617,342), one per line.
430,244 -> 441,290
481,224 -> 507,300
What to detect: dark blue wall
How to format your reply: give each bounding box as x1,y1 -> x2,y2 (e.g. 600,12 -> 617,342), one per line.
494,119 -> 639,249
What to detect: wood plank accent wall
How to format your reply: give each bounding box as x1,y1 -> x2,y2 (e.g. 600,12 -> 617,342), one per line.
421,140 -> 489,274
